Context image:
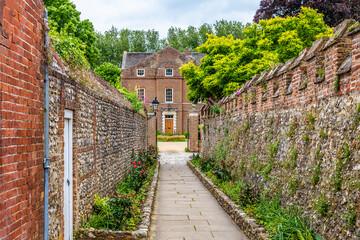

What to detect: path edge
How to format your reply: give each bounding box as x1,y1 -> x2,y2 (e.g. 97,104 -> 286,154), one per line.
187,161 -> 269,240
78,161 -> 160,240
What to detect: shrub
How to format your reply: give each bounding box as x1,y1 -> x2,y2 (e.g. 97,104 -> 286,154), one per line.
238,183 -> 260,207
185,147 -> 189,152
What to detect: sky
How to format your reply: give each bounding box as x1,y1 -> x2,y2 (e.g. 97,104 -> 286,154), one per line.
72,0 -> 262,38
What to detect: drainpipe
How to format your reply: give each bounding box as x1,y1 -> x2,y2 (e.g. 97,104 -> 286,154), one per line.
43,8 -> 50,240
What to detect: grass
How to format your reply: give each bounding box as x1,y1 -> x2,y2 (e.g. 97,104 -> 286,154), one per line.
190,154 -> 323,240
157,135 -> 186,142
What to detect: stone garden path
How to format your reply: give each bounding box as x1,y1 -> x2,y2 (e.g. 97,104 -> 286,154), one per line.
149,151 -> 249,240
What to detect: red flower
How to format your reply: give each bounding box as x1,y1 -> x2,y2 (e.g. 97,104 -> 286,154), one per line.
138,161 -> 141,164
132,147 -> 134,149
140,150 -> 143,153
132,161 -> 136,165
133,165 -> 136,168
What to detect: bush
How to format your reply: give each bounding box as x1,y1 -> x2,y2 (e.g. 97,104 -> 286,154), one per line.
84,145 -> 158,231
185,147 -> 189,152
183,131 -> 189,139
238,183 -> 260,207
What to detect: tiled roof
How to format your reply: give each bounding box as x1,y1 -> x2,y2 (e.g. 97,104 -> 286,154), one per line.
121,52 -> 153,69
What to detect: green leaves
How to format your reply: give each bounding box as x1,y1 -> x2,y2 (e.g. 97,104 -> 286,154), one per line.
94,62 -> 121,87
181,7 -> 332,101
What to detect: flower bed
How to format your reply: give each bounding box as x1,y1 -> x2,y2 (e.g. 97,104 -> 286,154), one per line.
188,153 -> 324,240
77,145 -> 159,240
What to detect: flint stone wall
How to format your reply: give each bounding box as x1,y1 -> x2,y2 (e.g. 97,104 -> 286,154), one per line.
200,21 -> 360,240
48,54 -> 147,239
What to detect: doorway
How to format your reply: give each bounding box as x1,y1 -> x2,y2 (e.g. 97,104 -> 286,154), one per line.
165,115 -> 174,134
64,110 -> 73,240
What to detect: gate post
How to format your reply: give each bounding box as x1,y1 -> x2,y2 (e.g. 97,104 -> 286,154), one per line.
188,106 -> 199,152
147,115 -> 157,146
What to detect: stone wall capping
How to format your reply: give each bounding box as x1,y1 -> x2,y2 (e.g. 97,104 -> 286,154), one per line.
306,37 -> 329,61
346,22 -> 360,36
279,57 -> 296,74
79,161 -> 160,240
267,63 -> 284,80
322,19 -> 356,50
187,162 -> 269,240
290,47 -> 309,69
256,70 -> 269,85
337,52 -> 352,75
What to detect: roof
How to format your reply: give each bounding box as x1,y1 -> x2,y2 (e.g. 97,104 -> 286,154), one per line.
121,46 -> 205,69
121,52 -> 153,69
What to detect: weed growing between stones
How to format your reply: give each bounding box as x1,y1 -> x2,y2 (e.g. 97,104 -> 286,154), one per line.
82,145 -> 158,231
334,143 -> 350,192
285,147 -> 298,170
311,146 -> 324,186
316,194 -> 330,217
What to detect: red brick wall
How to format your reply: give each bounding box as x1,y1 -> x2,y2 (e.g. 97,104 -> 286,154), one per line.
201,21 -> 360,120
0,0 -> 45,239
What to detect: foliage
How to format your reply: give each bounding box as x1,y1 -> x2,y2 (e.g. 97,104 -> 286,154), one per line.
253,0 -> 360,27
45,0 -> 99,68
334,143 -> 350,191
316,194 -> 329,216
190,154 -> 322,240
94,62 -> 121,87
50,29 -> 90,81
181,7 -> 332,101
253,198 -> 320,240
117,87 -> 145,113
311,147 -> 324,186
238,183 -> 261,207
84,146 -> 158,231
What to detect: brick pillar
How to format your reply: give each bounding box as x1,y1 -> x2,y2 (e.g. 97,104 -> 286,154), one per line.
147,115 -> 156,146
189,106 -> 199,152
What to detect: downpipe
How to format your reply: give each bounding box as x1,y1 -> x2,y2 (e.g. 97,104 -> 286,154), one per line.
43,8 -> 50,240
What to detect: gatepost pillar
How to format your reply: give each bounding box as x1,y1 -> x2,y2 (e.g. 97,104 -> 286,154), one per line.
188,106 -> 199,152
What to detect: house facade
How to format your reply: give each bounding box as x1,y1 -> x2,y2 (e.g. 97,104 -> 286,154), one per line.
121,46 -> 205,135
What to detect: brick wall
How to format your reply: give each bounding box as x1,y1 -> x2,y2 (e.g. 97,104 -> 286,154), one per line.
48,54 -> 148,238
0,0 -> 45,239
200,20 -> 360,239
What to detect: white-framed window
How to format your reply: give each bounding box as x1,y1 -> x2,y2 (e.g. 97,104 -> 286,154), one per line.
137,88 -> 145,101
165,68 -> 173,76
165,88 -> 173,103
165,115 -> 173,119
137,69 -> 145,77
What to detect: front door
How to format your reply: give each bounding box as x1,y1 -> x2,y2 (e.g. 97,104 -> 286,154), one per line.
64,110 -> 73,240
165,115 -> 174,134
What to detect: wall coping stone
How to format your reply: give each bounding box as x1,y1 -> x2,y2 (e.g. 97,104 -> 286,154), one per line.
78,161 -> 160,240
187,161 -> 269,240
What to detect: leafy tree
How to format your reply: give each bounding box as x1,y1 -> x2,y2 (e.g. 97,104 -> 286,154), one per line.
181,7 -> 332,102
213,20 -> 249,40
146,29 -> 161,52
94,62 -> 121,87
130,30 -> 147,52
198,23 -> 213,44
45,0 -> 99,68
254,0 -> 359,27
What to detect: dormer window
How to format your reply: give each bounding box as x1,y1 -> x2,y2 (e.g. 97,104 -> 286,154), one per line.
165,68 -> 173,76
137,69 -> 145,77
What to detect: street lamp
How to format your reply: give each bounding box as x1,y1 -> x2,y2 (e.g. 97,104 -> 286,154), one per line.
151,97 -> 160,146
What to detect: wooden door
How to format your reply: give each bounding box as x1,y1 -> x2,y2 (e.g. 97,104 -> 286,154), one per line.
165,119 -> 173,134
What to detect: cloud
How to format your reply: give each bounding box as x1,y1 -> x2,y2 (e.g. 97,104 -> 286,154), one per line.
72,0 -> 261,38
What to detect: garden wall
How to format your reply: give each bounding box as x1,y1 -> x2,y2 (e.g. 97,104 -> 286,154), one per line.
48,54 -> 148,238
200,20 -> 360,239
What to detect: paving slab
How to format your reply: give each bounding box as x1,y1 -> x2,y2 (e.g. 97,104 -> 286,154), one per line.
149,153 -> 249,240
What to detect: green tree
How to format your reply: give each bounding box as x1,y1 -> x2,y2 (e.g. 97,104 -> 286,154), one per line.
130,30 -> 147,52
94,62 -> 121,87
45,0 -> 99,68
181,7 -> 332,102
213,20 -> 249,40
198,23 -> 213,44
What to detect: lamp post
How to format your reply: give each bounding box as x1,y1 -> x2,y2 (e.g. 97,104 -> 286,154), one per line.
151,97 -> 159,146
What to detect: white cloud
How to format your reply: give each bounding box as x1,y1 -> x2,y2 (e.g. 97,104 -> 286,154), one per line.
72,0 -> 261,38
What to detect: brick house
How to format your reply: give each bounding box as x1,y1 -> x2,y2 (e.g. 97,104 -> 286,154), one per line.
121,46 -> 205,135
